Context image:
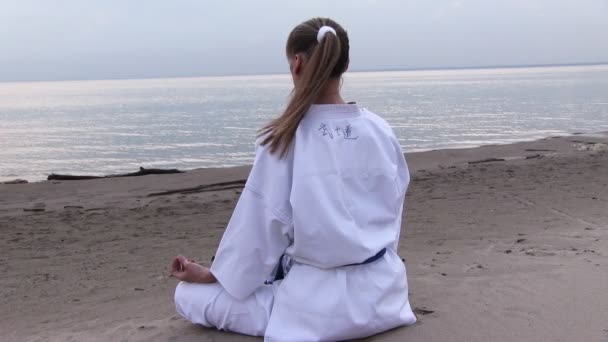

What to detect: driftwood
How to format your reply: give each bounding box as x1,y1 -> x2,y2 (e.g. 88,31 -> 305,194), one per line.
47,167 -> 184,181
23,208 -> 45,212
413,307 -> 435,316
148,179 -> 247,197
569,140 -> 596,145
467,158 -> 506,165
47,174 -> 102,180
524,149 -> 556,152
1,179 -> 28,184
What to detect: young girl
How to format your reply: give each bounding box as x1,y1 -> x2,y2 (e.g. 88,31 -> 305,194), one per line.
171,17 -> 416,341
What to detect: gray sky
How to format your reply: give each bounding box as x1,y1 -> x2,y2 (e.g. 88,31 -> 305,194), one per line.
1,0 -> 608,82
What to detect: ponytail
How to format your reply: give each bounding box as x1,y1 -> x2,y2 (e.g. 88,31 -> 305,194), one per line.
259,18 -> 350,158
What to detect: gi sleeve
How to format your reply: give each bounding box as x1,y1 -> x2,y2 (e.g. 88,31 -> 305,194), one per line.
210,142 -> 293,300
390,132 -> 410,250
394,138 -> 410,197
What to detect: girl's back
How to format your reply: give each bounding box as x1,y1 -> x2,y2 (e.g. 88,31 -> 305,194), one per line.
289,104 -> 409,268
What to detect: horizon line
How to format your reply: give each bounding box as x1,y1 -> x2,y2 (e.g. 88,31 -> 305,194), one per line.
2,61 -> 607,84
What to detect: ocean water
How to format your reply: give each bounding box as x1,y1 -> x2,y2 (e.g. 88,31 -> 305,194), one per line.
1,65 -> 607,182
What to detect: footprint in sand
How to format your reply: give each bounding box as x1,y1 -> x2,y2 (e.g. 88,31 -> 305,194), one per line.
138,325 -> 157,330
524,249 -> 556,257
465,264 -> 485,271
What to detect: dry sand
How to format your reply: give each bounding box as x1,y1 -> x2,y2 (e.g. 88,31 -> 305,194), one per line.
1,133 -> 607,342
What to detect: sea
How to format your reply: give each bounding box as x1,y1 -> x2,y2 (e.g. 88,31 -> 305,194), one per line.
1,64 -> 607,182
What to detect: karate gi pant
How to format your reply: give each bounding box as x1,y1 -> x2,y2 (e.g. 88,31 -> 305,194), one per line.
174,250 -> 417,341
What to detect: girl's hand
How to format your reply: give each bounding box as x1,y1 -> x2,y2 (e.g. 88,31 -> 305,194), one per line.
170,255 -> 217,284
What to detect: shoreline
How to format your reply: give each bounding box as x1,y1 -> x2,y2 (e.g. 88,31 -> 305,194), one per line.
2,61 -> 607,84
1,133 -> 607,341
3,130 -> 606,184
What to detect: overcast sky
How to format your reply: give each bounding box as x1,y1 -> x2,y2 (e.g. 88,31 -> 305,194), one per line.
1,0 -> 607,82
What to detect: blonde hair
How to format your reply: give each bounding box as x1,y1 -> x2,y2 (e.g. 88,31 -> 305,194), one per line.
259,17 -> 350,157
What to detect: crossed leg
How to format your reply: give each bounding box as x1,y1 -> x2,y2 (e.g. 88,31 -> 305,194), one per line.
174,281 -> 277,336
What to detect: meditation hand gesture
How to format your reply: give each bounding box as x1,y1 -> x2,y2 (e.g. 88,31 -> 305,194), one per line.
170,255 -> 217,284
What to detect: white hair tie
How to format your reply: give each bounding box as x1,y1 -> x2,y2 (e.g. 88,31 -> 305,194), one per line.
317,26 -> 337,43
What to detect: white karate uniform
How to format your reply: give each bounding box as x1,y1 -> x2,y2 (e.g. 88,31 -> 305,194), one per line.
174,104 -> 416,341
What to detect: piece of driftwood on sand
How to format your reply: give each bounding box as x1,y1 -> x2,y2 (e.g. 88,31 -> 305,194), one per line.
147,179 -> 247,197
47,167 -> 184,181
467,158 -> 506,164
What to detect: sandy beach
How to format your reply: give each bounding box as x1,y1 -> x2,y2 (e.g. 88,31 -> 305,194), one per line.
1,133 -> 607,342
